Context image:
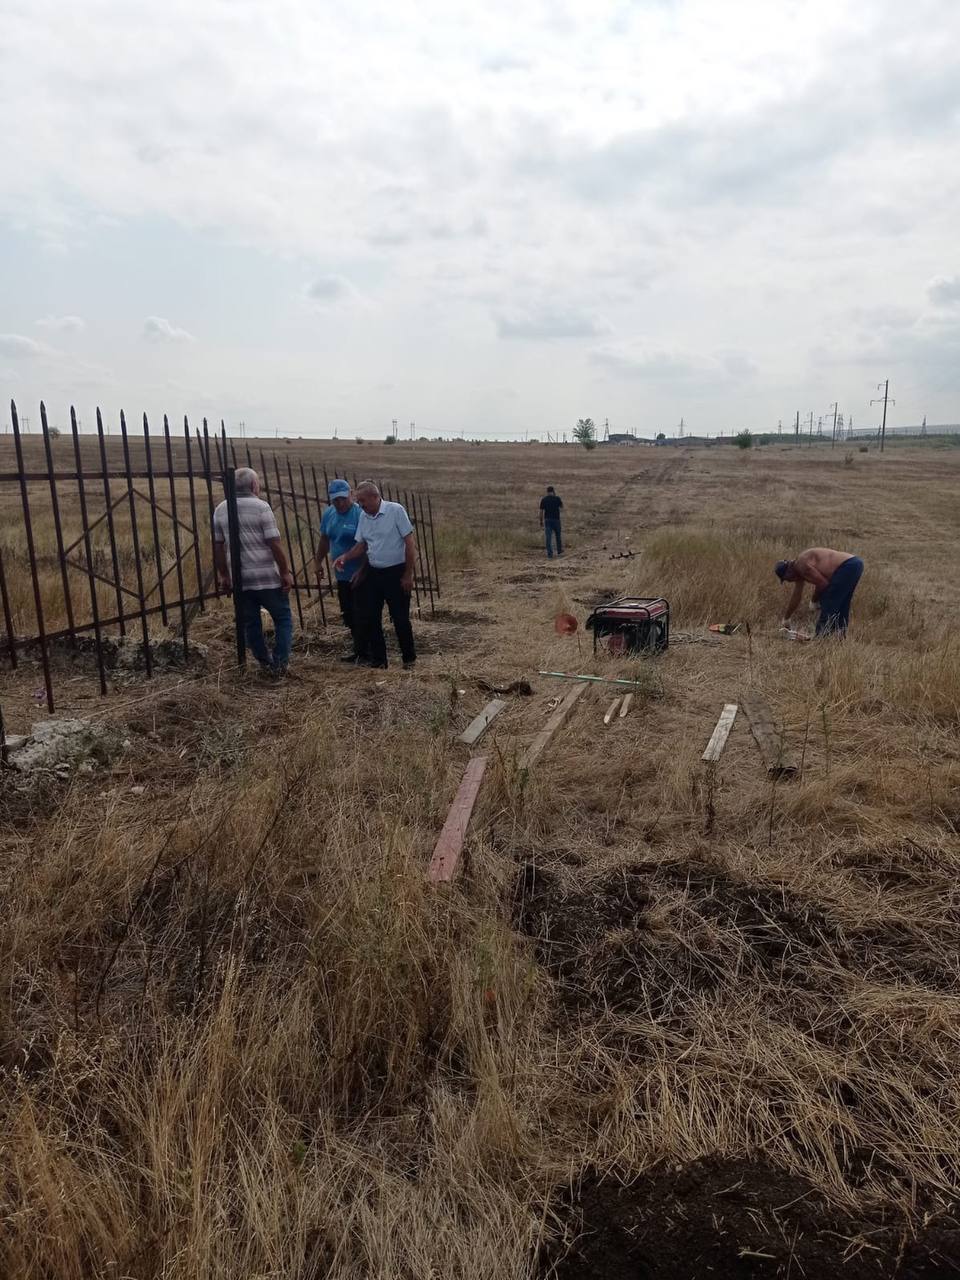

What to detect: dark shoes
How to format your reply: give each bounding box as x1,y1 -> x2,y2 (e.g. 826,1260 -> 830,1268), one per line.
402,657 -> 417,669
358,658 -> 388,669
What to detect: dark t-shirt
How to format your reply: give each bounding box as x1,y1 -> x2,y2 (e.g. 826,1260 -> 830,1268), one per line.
540,494 -> 563,520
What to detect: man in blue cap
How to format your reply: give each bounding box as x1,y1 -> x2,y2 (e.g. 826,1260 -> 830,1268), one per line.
315,479 -> 368,663
775,546 -> 864,637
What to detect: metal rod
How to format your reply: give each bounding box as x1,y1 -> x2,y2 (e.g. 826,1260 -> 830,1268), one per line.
142,414 -> 169,627
224,467 -> 246,667
183,417 -> 205,611
163,415 -> 190,659
96,407 -> 127,634
272,453 -> 305,627
13,401 -> 55,710
121,410 -> 154,678
402,489 -> 422,615
0,703 -> 7,767
285,457 -> 313,597
538,670 -> 649,688
427,495 -> 441,597
414,491 -> 434,613
71,406 -> 108,696
41,401 -> 78,643
302,461 -> 326,625
199,422 -> 220,599
257,447 -> 273,503
0,541 -> 17,668
310,463 -> 336,599
4,594 -> 209,648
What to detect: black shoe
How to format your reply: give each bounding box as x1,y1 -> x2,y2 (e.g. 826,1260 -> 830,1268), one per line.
402,657 -> 417,669
358,658 -> 388,669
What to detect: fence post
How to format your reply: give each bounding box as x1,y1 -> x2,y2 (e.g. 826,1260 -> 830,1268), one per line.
12,400 -> 54,711
224,467 -> 246,667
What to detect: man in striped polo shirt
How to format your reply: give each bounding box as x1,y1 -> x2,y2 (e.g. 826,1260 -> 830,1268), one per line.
213,467 -> 295,676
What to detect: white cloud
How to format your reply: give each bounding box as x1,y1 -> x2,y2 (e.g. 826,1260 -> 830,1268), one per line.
143,316 -> 195,343
496,305 -> 610,340
591,342 -> 757,387
0,334 -> 44,358
35,314 -> 85,332
928,276 -> 960,306
305,274 -> 356,303
1,0 -> 959,434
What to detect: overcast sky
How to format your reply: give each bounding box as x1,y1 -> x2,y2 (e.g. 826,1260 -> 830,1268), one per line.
1,0 -> 959,439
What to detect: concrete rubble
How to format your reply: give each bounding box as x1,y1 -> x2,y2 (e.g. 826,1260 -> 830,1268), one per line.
4,718 -> 124,776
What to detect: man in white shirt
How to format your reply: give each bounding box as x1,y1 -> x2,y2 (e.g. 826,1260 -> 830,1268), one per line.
213,468 -> 295,675
333,480 -> 417,668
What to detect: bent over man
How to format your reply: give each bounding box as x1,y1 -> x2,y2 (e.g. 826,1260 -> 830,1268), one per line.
333,481 -> 417,669
315,478 -> 367,663
775,547 -> 864,637
213,467 -> 294,675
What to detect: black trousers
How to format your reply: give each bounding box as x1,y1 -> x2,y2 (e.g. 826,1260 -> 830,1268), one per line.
358,564 -> 416,665
336,579 -> 366,656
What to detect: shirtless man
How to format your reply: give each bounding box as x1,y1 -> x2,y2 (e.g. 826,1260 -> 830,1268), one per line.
774,548 -> 864,637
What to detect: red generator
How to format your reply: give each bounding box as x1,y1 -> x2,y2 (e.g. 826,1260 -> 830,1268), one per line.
586,596 -> 670,656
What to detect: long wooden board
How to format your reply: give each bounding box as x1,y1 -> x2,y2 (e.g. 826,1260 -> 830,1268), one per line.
740,694 -> 798,779
427,756 -> 488,883
702,703 -> 738,763
521,681 -> 588,769
459,699 -> 507,745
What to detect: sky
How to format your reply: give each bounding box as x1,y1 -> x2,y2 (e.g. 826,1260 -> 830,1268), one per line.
1,0 -> 959,440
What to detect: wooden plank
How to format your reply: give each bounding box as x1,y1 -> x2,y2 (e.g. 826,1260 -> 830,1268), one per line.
521,681 -> 588,770
702,703 -> 738,762
459,699 -> 507,745
427,756 -> 488,883
603,697 -> 622,725
619,693 -> 634,718
740,694 -> 798,779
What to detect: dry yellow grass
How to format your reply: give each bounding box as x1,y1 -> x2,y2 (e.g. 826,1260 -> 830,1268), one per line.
2,436 -> 960,1276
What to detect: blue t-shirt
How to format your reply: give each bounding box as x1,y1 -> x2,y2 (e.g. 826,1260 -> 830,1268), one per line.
321,502 -> 362,580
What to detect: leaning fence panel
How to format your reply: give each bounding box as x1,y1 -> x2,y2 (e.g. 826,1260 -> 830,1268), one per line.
1,401 -> 441,708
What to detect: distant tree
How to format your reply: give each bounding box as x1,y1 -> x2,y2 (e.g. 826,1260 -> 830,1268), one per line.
573,417 -> 597,450
355,436 -> 364,444
47,426 -> 61,438
385,435 -> 397,444
655,431 -> 666,441
735,429 -> 753,450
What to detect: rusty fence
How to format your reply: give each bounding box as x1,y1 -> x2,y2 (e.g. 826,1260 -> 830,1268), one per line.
0,400 -> 441,711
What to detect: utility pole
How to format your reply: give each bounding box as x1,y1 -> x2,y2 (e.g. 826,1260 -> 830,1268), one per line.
795,410 -> 800,440
603,417 -> 610,442
870,380 -> 894,453
828,402 -> 838,449
391,418 -> 398,441
777,419 -> 782,435
410,420 -> 415,442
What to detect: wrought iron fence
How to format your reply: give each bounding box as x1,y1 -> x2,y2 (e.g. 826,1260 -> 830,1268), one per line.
0,400 -> 440,710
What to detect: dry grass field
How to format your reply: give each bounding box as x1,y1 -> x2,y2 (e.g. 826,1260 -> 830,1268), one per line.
3,434 -> 960,1278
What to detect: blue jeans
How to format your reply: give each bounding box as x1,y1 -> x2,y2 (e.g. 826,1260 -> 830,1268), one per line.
544,519 -> 563,557
816,557 -> 863,636
241,588 -> 293,668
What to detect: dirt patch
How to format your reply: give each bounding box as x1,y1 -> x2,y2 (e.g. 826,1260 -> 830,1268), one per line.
545,1157 -> 960,1278
512,859 -> 960,1021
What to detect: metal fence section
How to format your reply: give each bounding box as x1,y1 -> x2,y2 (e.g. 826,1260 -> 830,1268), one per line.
0,400 -> 441,710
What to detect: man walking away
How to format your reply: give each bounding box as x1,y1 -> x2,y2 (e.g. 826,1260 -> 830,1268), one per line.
775,547 -> 864,637
333,481 -> 417,669
315,479 -> 367,663
213,467 -> 294,676
540,485 -> 563,558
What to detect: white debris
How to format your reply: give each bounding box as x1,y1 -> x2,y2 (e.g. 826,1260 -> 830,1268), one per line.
7,718 -> 121,774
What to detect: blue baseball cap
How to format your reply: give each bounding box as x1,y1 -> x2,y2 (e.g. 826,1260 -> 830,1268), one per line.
328,479 -> 351,499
